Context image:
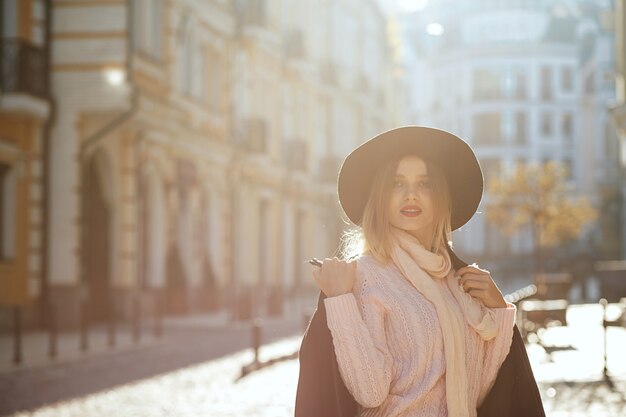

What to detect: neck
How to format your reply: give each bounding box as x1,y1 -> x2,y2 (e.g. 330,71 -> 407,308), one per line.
409,228 -> 435,252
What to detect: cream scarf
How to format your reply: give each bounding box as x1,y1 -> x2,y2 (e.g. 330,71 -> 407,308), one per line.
389,227 -> 498,417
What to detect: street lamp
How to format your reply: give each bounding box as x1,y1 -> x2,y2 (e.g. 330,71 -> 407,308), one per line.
104,68 -> 126,86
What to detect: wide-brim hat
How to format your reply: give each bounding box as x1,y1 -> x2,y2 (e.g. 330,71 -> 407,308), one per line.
337,126 -> 483,231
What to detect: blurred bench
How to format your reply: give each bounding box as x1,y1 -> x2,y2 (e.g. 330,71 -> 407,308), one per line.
519,299 -> 569,336
534,272 -> 572,300
516,273 -> 572,338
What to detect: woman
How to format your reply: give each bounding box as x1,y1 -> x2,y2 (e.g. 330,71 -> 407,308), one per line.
295,126 -> 545,417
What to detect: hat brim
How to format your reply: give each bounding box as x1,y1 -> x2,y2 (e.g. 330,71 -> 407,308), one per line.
337,126 -> 483,231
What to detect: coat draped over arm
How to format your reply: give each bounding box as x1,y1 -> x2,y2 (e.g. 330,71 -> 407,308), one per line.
294,291 -> 546,417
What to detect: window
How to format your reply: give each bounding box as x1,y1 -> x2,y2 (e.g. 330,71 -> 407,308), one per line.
562,113 -> 573,139
561,67 -> 573,92
515,112 -> 527,144
473,113 -> 501,146
0,162 -> 15,260
331,5 -> 357,79
134,0 -> 164,59
1,0 -> 17,37
540,66 -> 553,100
473,69 -> 502,100
541,112 -> 553,136
175,17 -> 195,96
584,73 -> 595,94
195,45 -> 206,100
503,69 -> 527,100
207,47 -> 222,110
513,70 -> 527,99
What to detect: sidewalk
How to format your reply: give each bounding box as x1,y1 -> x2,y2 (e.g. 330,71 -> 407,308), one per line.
0,296 -> 314,376
5,302 -> 624,417
528,303 -> 626,416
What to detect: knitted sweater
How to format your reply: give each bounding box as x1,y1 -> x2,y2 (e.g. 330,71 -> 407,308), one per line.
324,255 -> 516,417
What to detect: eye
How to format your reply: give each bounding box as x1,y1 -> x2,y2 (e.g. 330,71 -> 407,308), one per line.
418,180 -> 432,190
393,179 -> 404,188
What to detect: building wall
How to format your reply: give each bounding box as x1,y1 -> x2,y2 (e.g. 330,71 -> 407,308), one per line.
36,0 -> 403,328
405,0 -> 610,266
0,0 -> 50,331
611,0 -> 626,260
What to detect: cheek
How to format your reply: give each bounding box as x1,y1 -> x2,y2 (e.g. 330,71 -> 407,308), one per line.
388,191 -> 401,209
421,197 -> 435,218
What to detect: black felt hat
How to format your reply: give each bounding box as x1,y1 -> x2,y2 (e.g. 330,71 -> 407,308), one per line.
337,126 -> 483,231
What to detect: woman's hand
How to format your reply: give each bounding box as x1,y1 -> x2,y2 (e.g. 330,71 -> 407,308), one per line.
312,257 -> 357,298
456,264 -> 508,308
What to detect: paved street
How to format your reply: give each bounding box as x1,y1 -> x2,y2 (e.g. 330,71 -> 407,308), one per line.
528,304 -> 626,417
0,314 -> 305,417
1,303 -> 625,417
5,337 -> 303,417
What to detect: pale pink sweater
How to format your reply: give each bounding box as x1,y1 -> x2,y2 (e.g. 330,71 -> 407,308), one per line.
324,255 -> 516,417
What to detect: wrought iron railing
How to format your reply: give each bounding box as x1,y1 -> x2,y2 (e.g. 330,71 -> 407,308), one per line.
0,38 -> 48,99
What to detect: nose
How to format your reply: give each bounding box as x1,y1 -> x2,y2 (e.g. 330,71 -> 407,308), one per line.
404,184 -> 420,201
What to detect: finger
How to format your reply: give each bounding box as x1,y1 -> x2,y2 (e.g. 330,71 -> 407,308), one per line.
458,274 -> 484,285
457,270 -> 488,280
457,265 -> 488,275
461,280 -> 488,291
460,275 -> 490,286
468,289 -> 486,298
326,257 -> 343,266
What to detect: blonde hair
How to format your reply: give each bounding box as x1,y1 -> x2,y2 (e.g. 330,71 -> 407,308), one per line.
341,155 -> 453,263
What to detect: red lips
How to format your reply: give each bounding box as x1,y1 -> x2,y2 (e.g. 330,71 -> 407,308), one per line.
400,205 -> 422,217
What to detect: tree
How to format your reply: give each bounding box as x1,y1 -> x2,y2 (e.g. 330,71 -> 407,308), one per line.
486,161 -> 597,275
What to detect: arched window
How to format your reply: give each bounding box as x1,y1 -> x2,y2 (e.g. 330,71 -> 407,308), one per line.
175,14 -> 196,96
133,0 -> 163,59
207,46 -> 222,109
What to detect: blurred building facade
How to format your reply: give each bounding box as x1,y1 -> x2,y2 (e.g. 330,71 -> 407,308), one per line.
578,1 -> 619,260
612,0 -> 626,260
403,0 -> 615,268
1,0 -> 405,330
0,0 -> 51,324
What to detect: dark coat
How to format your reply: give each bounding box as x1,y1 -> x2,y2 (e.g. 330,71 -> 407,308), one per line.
295,252 -> 546,417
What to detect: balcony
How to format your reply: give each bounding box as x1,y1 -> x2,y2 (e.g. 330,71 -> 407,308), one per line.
0,39 -> 48,99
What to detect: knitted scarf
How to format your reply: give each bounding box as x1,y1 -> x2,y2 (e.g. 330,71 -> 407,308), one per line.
389,227 -> 498,417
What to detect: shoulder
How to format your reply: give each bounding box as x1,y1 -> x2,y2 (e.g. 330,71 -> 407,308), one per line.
353,254 -> 397,293
356,255 -> 387,275
356,253 -> 393,275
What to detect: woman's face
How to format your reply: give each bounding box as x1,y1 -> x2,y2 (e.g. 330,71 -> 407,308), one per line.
387,156 -> 435,246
